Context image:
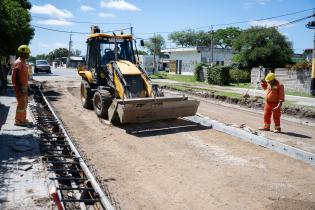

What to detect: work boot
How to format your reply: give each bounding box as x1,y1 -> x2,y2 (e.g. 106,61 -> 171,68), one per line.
258,126 -> 270,131
273,126 -> 281,133
15,119 -> 33,127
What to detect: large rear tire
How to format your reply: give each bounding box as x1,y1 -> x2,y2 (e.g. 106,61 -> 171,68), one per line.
93,90 -> 112,119
81,80 -> 93,109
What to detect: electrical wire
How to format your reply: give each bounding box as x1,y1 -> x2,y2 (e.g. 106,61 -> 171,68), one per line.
32,25 -> 132,34
32,15 -> 131,26
134,7 -> 315,35
195,7 -> 315,29
275,13 -> 315,28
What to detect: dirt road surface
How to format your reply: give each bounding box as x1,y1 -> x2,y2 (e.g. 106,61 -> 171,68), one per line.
167,90 -> 315,154
41,79 -> 315,210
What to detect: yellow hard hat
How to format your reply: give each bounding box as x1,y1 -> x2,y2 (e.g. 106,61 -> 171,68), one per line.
265,72 -> 275,82
17,45 -> 30,54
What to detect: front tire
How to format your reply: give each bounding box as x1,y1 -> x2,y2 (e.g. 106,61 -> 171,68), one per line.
93,90 -> 112,119
81,80 -> 93,109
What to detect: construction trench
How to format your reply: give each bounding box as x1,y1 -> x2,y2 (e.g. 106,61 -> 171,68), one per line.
30,79 -> 315,210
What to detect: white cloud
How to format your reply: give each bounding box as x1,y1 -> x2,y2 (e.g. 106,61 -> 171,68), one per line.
249,20 -> 290,27
31,4 -> 73,18
98,12 -> 115,18
80,5 -> 95,12
256,0 -> 271,5
241,0 -> 270,9
100,0 -> 140,11
37,19 -> 74,26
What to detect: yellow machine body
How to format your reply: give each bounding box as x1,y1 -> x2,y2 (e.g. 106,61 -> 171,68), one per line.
78,29 -> 199,124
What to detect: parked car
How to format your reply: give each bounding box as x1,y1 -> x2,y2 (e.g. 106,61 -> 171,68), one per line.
26,61 -> 33,80
34,60 -> 51,74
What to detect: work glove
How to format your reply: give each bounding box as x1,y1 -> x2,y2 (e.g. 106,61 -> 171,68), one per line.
273,101 -> 283,111
21,85 -> 28,94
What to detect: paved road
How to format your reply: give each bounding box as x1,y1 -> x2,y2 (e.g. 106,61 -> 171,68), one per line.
153,78 -> 315,107
32,67 -> 80,82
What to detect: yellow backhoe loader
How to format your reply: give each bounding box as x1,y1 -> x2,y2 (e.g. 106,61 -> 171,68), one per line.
77,26 -> 199,124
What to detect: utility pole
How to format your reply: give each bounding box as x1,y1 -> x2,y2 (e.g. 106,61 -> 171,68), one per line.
67,32 -> 72,68
210,25 -> 214,66
306,12 -> 315,96
153,32 -> 156,75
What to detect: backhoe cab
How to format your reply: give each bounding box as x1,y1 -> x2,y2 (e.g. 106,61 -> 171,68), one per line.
78,26 -> 199,124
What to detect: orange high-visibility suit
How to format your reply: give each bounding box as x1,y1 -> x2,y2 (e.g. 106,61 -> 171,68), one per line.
261,80 -> 285,130
12,57 -> 29,123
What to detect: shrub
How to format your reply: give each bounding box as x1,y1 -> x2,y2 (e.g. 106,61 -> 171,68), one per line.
194,63 -> 207,82
292,60 -> 311,71
229,68 -> 251,84
207,65 -> 230,86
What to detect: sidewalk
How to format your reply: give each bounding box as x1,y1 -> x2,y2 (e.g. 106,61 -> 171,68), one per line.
0,87 -> 51,210
153,79 -> 315,107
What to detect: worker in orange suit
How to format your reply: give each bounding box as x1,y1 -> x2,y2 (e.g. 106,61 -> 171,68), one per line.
259,72 -> 285,133
12,45 -> 32,126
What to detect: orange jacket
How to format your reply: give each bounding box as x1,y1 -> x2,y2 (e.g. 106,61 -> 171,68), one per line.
12,57 -> 28,88
261,80 -> 285,103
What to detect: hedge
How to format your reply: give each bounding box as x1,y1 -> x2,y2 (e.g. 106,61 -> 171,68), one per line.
194,63 -> 206,82
207,65 -> 230,86
229,68 -> 251,84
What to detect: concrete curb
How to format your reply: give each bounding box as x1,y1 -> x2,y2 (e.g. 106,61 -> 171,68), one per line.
187,114 -> 315,166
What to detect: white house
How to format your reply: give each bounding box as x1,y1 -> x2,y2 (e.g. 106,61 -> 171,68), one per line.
161,47 -> 233,75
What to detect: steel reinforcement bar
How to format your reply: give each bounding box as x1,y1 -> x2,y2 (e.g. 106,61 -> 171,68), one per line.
30,84 -> 115,210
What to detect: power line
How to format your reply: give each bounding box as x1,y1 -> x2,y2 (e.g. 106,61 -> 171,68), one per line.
32,15 -> 131,26
33,25 -> 88,34
275,13 -> 315,28
134,7 -> 315,35
33,25 -> 132,35
195,7 -> 315,29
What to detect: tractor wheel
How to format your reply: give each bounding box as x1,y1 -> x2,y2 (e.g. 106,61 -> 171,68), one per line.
93,90 -> 112,119
80,80 -> 93,109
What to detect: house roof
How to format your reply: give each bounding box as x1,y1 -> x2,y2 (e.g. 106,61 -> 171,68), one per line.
161,47 -> 198,53
70,56 -> 84,61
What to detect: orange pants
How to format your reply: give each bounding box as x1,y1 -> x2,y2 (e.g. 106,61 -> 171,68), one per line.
264,102 -> 281,129
14,87 -> 28,123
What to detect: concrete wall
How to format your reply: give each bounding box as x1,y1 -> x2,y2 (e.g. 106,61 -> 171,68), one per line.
200,48 -> 233,66
251,67 -> 311,93
169,51 -> 201,75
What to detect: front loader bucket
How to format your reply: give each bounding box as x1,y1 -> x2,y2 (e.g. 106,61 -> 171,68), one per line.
108,96 -> 200,124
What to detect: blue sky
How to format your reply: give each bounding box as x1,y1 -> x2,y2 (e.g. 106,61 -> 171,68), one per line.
29,0 -> 315,56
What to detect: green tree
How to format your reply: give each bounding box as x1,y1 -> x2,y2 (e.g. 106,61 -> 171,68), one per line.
144,34 -> 165,56
137,50 -> 148,55
232,26 -> 293,69
53,48 -> 69,58
35,53 -> 48,60
169,27 -> 241,48
0,0 -> 34,56
169,30 -> 211,47
214,27 -> 242,48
